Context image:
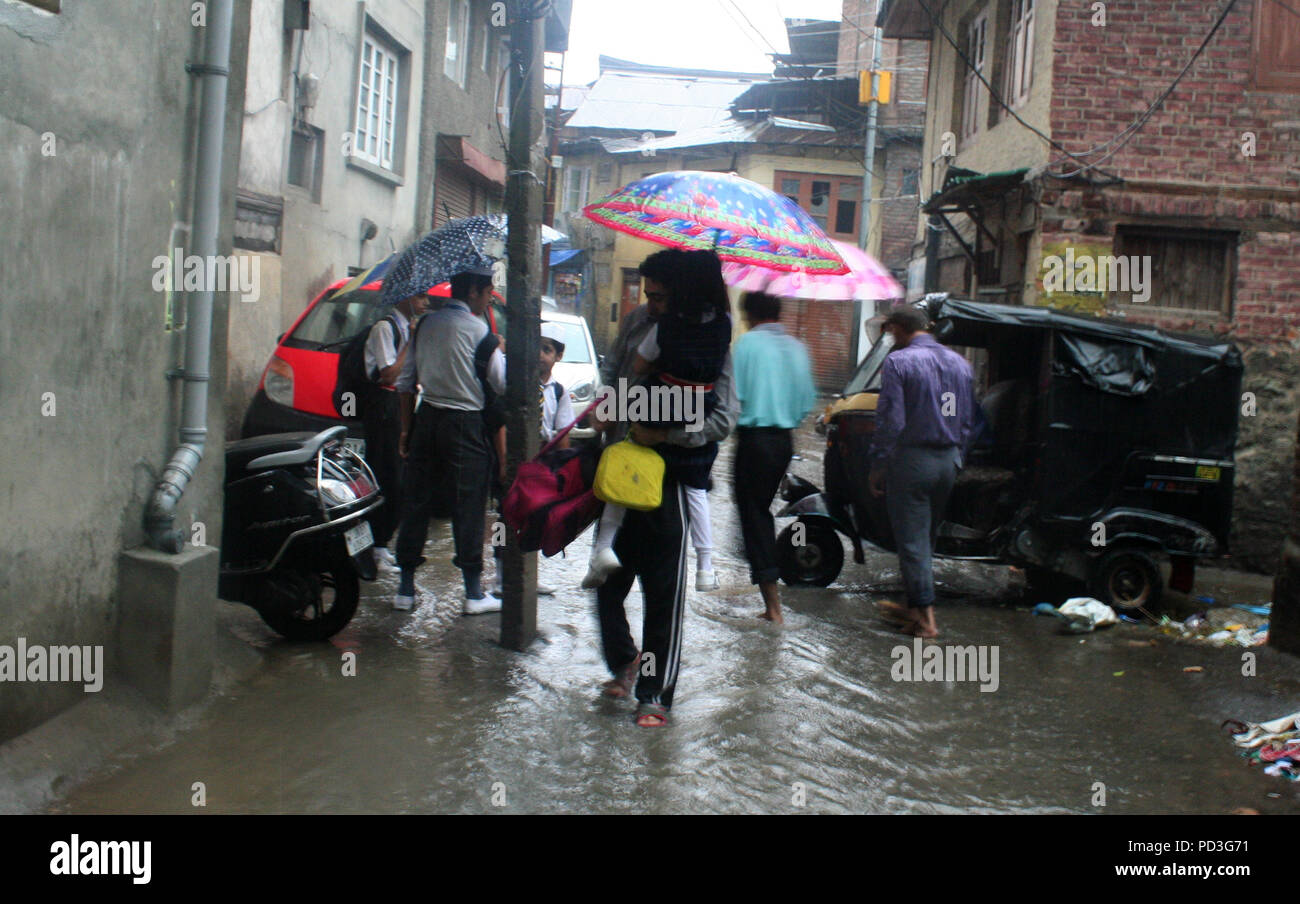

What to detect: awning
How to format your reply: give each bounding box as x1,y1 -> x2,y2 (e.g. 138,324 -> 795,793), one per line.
923,167 -> 1029,214
549,247 -> 583,268
436,135 -> 506,187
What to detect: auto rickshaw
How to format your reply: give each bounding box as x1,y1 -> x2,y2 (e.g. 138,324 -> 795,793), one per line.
776,295 -> 1243,611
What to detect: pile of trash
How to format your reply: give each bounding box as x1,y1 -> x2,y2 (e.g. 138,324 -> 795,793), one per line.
1153,600 -> 1270,648
1226,712 -> 1300,781
1031,595 -> 1271,646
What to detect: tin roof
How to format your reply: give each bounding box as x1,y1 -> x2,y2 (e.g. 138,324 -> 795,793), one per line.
564,70 -> 763,133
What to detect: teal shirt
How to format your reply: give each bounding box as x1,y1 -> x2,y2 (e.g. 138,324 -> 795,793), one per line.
733,323 -> 817,429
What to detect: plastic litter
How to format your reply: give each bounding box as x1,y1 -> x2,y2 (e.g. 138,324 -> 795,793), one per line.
1228,711 -> 1300,782
1057,597 -> 1119,633
1033,602 -> 1058,616
1230,602 -> 1272,616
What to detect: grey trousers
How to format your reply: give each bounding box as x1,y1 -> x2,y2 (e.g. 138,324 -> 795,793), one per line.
885,446 -> 961,609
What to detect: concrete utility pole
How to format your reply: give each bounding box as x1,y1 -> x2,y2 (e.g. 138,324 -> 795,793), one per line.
500,1 -> 547,651
858,2 -> 883,253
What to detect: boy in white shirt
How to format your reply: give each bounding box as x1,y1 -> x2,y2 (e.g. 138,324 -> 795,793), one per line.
540,323 -> 576,446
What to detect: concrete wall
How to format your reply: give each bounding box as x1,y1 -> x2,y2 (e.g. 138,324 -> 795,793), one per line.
0,0 -> 250,741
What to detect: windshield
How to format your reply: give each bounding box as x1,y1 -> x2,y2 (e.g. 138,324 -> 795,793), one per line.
541,320 -> 592,363
285,289 -> 385,350
842,331 -> 895,395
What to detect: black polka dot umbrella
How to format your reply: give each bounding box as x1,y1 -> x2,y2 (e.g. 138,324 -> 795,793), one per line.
380,215 -> 507,305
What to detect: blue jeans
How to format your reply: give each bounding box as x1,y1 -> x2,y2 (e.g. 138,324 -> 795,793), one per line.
885,446 -> 961,609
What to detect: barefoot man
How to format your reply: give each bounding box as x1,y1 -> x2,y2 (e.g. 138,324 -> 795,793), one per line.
732,292 -> 816,625
869,307 -> 975,639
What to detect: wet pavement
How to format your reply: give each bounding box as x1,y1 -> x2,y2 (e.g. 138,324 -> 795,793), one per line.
51,428 -> 1300,814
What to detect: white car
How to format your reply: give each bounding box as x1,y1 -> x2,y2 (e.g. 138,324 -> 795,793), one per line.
540,310 -> 600,440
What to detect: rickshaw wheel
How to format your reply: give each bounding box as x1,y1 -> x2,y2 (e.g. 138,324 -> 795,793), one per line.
778,520 -> 844,587
1089,548 -> 1163,611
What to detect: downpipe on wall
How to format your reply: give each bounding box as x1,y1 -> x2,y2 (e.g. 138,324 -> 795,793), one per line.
145,0 -> 234,552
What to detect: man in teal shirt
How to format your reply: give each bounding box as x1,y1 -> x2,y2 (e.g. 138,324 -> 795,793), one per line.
732,292 -> 817,624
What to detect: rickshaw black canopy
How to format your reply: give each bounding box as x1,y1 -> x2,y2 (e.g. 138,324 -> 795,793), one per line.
927,297 -> 1243,532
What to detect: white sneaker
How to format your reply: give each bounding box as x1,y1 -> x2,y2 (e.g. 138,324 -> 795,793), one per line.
373,547 -> 398,569
463,592 -> 502,616
536,583 -> 556,596
393,593 -> 415,612
581,548 -> 622,590
696,569 -> 719,592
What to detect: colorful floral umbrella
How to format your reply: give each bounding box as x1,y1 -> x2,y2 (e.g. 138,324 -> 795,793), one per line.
722,240 -> 903,301
583,171 -> 848,275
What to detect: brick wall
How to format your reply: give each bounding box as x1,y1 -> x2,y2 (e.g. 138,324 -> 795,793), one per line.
880,141 -> 923,273
1048,0 -> 1300,345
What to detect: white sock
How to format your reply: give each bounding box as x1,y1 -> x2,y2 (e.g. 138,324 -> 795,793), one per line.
593,504 -> 625,556
697,549 -> 713,572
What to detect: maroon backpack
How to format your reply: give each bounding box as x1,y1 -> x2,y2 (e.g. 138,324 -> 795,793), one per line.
501,402 -> 601,556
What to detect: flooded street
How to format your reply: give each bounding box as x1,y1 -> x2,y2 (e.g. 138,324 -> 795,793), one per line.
52,428 -> 1300,815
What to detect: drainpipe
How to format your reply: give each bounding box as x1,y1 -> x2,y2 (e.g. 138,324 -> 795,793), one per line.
145,0 -> 234,552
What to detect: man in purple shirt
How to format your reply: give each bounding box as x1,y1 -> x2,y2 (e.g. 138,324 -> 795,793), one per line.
869,307 -> 976,638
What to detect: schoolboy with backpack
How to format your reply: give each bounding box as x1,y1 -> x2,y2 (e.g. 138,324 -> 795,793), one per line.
333,293 -> 429,567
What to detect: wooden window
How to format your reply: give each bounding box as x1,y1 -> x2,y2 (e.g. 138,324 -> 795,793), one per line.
1113,227 -> 1236,315
961,10 -> 988,140
774,171 -> 862,243
1004,0 -> 1035,108
496,37 -> 512,127
562,166 -> 590,213
445,0 -> 470,86
354,34 -> 401,170
1254,0 -> 1300,91
287,125 -> 324,202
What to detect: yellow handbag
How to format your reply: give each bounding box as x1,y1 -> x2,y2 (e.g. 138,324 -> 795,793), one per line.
593,439 -> 665,511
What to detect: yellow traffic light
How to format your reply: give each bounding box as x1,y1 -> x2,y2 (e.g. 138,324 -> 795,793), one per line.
858,70 -> 892,105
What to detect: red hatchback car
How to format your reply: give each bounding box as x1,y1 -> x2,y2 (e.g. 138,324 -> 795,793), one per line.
241,278 -> 448,446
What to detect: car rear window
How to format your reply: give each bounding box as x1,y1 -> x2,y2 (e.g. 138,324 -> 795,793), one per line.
283,290 -> 386,350
541,320 -> 591,363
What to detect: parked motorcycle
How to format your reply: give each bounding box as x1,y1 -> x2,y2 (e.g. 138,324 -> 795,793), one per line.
219,426 -> 382,640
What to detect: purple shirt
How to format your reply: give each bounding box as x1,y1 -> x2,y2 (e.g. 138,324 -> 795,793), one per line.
870,333 -> 976,463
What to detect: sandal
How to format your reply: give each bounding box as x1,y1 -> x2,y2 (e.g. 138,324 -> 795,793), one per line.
602,651 -> 639,698
635,702 -> 669,728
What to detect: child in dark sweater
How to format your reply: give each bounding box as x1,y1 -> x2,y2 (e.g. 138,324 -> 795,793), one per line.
584,250 -> 731,591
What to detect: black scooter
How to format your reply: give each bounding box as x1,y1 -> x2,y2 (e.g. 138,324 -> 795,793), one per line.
219,426 -> 382,640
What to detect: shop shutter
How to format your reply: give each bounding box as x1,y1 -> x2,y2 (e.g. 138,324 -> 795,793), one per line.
434,164 -> 474,228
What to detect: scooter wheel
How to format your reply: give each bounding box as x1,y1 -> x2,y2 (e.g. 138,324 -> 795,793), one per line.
777,520 -> 844,587
258,565 -> 360,641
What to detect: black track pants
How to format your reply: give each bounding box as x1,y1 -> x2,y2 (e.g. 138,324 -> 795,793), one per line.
595,479 -> 689,709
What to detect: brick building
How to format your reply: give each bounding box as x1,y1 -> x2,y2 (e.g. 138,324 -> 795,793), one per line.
879,0 -> 1300,572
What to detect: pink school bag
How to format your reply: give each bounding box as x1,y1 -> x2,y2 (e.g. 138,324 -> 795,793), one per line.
501,401 -> 601,557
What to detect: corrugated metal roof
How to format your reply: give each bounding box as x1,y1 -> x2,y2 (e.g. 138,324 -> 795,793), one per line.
598,117 -> 853,154
564,72 -> 760,133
